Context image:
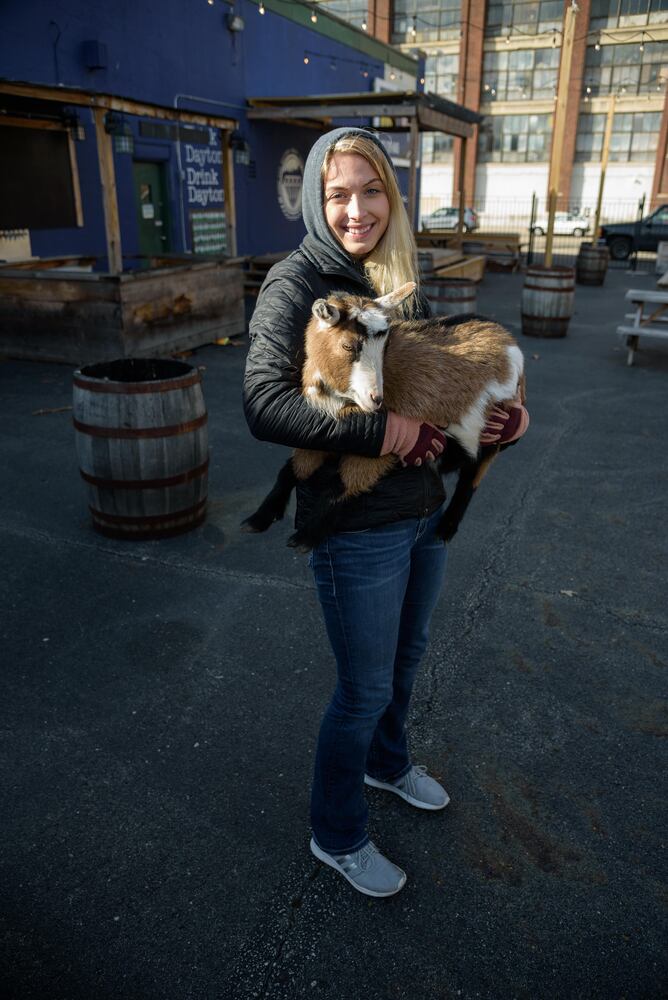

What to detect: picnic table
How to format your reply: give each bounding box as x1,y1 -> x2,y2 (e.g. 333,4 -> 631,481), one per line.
616,288 -> 668,366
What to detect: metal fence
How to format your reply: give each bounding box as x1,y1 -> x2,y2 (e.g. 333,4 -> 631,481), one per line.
418,194 -> 655,270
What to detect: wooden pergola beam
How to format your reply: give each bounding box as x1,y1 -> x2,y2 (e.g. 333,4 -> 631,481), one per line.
0,81 -> 237,129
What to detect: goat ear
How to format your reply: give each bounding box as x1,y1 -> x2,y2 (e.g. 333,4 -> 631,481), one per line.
312,299 -> 340,327
374,282 -> 416,310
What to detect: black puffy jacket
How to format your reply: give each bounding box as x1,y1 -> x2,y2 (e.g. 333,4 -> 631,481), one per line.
243,233 -> 446,533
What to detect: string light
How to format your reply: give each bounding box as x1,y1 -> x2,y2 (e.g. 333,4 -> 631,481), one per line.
505,33 -> 511,45
258,2 -> 265,12
552,32 -> 557,47
594,35 -> 601,51
586,85 -> 591,93
420,76 -> 425,85
639,32 -> 644,52
361,19 -> 367,31
207,0 -> 214,6
389,71 -> 396,81
303,55 -> 309,64
411,16 -> 417,39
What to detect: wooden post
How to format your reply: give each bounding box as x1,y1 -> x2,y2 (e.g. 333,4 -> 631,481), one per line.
455,137 -> 467,245
222,130 -> 237,256
407,116 -> 420,231
593,93 -> 616,239
93,108 -> 122,274
545,1 -> 578,268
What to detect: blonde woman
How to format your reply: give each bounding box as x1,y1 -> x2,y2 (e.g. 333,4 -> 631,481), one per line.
244,127 -> 528,897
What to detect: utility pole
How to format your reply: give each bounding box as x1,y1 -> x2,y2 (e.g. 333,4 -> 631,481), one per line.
593,92 -> 616,239
545,1 -> 579,267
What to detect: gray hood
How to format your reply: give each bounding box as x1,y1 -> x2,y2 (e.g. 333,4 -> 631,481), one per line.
301,127 -> 398,273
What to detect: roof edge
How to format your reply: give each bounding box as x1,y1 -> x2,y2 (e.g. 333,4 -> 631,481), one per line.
247,0 -> 418,76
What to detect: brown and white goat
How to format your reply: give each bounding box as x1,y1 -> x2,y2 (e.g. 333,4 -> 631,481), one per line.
243,282 -> 525,548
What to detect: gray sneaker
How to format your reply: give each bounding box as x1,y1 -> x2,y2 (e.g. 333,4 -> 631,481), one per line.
310,838 -> 407,897
364,764 -> 450,810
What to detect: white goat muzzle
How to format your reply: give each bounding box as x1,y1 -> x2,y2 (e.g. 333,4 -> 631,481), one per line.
347,335 -> 387,411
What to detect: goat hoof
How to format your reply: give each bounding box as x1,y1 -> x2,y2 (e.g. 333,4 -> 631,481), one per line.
241,512 -> 280,533
436,522 -> 457,543
287,532 -> 312,553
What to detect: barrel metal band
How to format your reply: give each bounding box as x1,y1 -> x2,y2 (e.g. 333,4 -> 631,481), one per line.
73,372 -> 201,394
89,497 -> 207,526
73,413 -> 207,439
80,457 -> 209,490
524,283 -> 575,293
522,314 -> 571,322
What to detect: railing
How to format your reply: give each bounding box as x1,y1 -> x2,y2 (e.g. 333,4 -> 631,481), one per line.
418,195 -> 654,269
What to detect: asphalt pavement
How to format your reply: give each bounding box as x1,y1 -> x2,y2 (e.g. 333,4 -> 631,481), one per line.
1,266 -> 666,1000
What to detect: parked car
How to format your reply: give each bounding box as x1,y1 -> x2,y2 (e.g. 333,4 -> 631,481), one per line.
530,212 -> 591,237
421,206 -> 478,232
600,205 -> 668,260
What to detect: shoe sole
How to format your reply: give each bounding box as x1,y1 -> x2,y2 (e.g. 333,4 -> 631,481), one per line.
309,838 -> 406,898
364,774 -> 450,811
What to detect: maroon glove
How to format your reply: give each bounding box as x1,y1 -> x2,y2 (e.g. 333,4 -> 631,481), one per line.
401,423 -> 447,467
481,403 -> 529,445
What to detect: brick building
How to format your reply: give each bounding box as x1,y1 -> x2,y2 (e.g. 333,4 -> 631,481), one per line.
316,0 -> 668,218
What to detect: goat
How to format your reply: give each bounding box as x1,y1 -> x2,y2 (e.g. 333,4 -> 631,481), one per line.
243,281 -> 525,549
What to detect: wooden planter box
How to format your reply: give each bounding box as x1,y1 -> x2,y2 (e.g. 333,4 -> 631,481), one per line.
0,256 -> 245,364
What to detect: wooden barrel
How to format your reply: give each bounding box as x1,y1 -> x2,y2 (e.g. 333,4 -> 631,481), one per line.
576,242 -> 609,286
656,241 -> 668,276
521,265 -> 575,338
72,358 -> 208,539
424,277 -> 477,316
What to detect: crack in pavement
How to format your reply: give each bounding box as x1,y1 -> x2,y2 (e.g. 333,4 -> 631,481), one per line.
0,521 -> 311,593
414,408 -> 582,730
508,580 -> 667,635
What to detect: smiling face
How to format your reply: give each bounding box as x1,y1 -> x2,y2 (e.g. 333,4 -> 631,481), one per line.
323,152 -> 391,258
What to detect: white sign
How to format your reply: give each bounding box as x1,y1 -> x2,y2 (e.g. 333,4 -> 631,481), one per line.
277,149 -> 304,222
184,142 -> 224,208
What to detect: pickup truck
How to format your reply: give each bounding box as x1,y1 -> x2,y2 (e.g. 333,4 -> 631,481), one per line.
601,205 -> 668,260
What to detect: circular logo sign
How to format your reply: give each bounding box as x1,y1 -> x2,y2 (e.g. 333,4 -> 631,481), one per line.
277,149 -> 304,221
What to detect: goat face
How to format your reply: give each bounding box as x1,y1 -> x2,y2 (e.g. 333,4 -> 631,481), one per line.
307,283 -> 416,413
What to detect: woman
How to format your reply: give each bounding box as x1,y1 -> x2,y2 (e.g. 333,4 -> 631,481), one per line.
244,127 -> 528,898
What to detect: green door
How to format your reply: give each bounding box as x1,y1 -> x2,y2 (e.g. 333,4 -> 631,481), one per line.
133,161 -> 171,257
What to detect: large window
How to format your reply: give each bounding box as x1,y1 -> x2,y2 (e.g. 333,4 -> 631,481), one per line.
313,2 -> 368,30
424,52 -> 459,98
482,48 -> 560,101
575,111 -> 663,160
590,0 -> 668,29
478,114 -> 553,161
486,1 -> 563,36
392,1 -> 461,43
584,42 -> 666,95
422,133 -> 455,163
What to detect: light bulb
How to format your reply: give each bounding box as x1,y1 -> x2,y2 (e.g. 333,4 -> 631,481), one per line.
389,71 -> 395,80
311,12 -> 317,23
362,20 -> 367,31
259,2 -> 265,11
505,34 -> 510,45
304,56 -> 309,64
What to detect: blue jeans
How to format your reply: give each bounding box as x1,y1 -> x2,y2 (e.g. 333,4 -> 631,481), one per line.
309,506 -> 448,854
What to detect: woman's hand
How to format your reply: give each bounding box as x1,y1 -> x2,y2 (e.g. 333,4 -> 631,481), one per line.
382,412 -> 446,466
481,400 -> 529,445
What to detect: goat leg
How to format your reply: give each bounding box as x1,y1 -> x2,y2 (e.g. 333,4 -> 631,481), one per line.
241,457 -> 298,533
287,462 -> 347,552
435,445 -> 499,542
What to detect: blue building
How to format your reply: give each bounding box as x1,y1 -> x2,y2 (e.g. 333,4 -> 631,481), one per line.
0,0 -> 420,268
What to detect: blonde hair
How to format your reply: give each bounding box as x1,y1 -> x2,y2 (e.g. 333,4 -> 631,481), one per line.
321,133 -> 420,316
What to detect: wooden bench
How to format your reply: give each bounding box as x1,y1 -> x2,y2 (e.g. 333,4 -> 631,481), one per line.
616,288 -> 668,366
416,231 -> 521,272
